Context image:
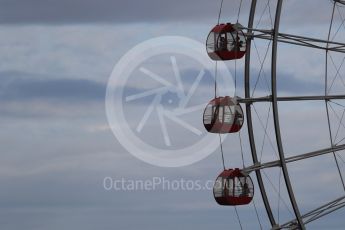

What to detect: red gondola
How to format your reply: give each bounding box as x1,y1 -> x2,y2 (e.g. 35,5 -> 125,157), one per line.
206,23 -> 246,61
213,168 -> 254,206
203,96 -> 244,133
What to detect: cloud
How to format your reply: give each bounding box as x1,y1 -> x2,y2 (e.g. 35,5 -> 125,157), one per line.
0,71 -> 107,119
2,1 -> 345,229
0,0 -> 337,28
0,71 -> 105,102
0,0 -> 223,24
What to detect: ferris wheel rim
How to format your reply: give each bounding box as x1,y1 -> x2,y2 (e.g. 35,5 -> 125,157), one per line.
242,0 -> 345,229
210,0 -> 345,228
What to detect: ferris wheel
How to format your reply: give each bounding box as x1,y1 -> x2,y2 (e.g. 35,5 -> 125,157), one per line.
204,0 -> 345,229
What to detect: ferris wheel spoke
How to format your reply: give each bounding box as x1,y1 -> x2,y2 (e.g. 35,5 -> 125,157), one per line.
262,170 -> 294,218
335,0 -> 345,5
327,103 -> 345,143
237,94 -> 345,103
244,28 -> 345,53
252,104 -> 279,159
330,100 -> 345,108
243,143 -> 345,173
279,195 -> 345,229
267,0 -> 274,28
333,108 -> 345,142
257,103 -> 272,162
327,54 -> 345,94
336,136 -> 345,146
252,40 -> 272,96
255,0 -> 273,29
337,153 -> 345,166
252,198 -> 263,230
331,4 -> 345,41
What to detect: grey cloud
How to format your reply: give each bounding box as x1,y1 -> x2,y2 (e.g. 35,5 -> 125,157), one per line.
0,0 -> 223,24
229,69 -> 324,96
277,73 -> 324,94
0,71 -> 105,102
0,0 -> 337,26
0,68 -> 323,120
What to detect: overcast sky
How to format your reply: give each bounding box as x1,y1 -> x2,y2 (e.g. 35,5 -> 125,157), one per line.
2,0 -> 345,229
